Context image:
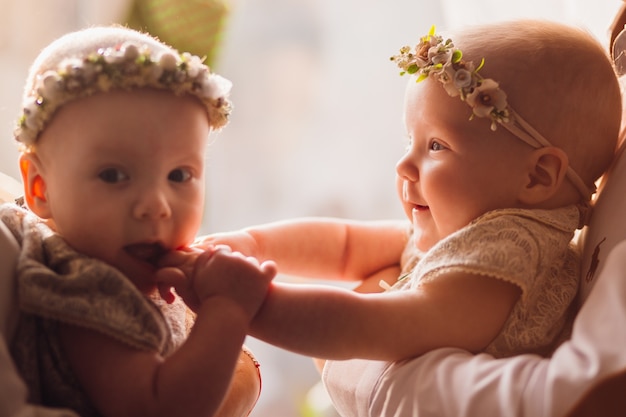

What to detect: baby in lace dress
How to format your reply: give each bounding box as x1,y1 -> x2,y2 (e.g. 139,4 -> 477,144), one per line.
158,19 -> 622,416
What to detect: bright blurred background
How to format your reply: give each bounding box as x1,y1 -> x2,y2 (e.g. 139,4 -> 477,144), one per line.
0,1 -> 622,415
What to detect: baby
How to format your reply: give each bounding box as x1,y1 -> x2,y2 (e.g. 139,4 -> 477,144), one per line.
161,19 -> 622,416
3,26 -> 276,417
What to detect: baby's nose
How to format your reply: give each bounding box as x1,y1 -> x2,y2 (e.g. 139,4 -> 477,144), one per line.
133,188 -> 172,220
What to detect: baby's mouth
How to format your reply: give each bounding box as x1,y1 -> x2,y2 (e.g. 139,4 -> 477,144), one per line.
124,242 -> 168,267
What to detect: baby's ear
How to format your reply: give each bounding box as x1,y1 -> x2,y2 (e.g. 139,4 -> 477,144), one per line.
19,153 -> 52,219
518,147 -> 569,205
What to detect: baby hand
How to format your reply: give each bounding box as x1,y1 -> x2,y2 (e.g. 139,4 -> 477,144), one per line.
192,248 -> 277,321
156,247 -> 204,308
157,247 -> 277,320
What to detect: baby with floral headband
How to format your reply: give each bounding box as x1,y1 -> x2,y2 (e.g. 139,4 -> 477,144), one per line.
2,25 -> 277,417
158,19 -> 622,416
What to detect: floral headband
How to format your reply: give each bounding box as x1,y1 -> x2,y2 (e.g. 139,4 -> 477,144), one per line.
15,41 -> 232,147
390,26 -> 593,201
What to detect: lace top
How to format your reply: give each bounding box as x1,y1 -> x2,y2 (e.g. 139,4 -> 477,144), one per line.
397,206 -> 581,357
1,204 -> 191,416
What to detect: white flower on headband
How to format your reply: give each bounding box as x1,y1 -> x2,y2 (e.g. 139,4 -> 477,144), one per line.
202,74 -> 232,101
466,79 -> 509,130
15,42 -> 232,147
390,25 -> 510,130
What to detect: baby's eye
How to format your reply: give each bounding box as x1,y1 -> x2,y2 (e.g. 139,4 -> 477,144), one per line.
168,168 -> 192,183
429,140 -> 446,151
98,168 -> 128,184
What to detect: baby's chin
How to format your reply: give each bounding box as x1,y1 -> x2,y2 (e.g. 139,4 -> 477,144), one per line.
411,229 -> 438,253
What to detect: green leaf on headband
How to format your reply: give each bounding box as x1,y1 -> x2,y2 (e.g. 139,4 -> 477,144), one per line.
475,57 -> 485,73
452,50 -> 462,64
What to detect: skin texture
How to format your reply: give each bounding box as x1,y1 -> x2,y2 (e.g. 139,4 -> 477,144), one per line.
19,89 -> 276,417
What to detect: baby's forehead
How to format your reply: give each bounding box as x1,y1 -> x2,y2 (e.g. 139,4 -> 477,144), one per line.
36,90 -> 210,166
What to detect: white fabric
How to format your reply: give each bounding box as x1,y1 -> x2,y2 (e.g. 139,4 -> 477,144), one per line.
322,358 -> 389,417
578,145 -> 626,303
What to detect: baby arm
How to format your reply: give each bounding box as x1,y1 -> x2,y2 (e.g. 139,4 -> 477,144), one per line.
197,217 -> 410,283
59,249 -> 276,417
250,270 -> 520,362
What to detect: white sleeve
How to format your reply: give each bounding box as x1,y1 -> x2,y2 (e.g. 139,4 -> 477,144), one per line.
368,240 -> 626,417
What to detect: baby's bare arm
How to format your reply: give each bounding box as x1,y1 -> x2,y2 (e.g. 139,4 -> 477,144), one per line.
60,253 -> 276,417
251,271 -> 520,362
198,218 -> 410,282
59,299 -> 247,417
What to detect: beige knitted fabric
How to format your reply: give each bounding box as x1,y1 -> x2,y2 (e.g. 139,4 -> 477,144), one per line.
398,206 -> 581,358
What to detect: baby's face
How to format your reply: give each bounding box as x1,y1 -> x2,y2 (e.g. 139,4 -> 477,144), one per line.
34,89 -> 209,294
396,79 -> 534,252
